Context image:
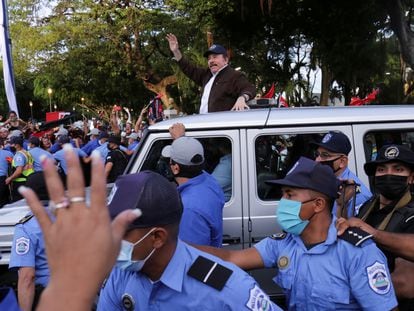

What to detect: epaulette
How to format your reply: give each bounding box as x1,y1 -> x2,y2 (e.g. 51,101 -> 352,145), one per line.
187,256 -> 233,291
16,214 -> 33,225
269,232 -> 287,240
338,226 -> 373,247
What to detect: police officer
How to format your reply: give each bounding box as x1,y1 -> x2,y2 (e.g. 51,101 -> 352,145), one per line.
9,209 -> 51,311
98,171 -> 281,311
357,144 -> 414,309
0,139 -> 13,207
53,135 -> 87,177
5,136 -> 34,202
312,131 -> 372,217
28,136 -> 53,172
105,135 -> 128,183
198,157 -> 397,310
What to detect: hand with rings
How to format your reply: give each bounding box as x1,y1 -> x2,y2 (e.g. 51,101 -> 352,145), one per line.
18,145 -> 141,310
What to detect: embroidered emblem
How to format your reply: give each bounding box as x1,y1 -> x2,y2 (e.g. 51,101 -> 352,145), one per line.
270,232 -> 286,240
277,256 -> 289,270
121,293 -> 135,311
15,237 -> 30,255
246,284 -> 271,311
384,146 -> 399,159
367,261 -> 391,295
322,133 -> 332,143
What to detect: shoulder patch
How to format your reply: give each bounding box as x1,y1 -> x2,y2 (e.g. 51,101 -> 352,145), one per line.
187,256 -> 233,291
367,261 -> 391,295
15,237 -> 30,255
121,293 -> 135,311
246,284 -> 272,311
269,232 -> 286,240
338,226 -> 373,247
16,214 -> 33,225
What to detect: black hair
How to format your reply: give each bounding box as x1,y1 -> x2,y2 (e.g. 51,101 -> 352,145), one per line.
171,159 -> 204,178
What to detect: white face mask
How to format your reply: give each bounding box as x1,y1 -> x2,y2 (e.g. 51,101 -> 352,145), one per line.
116,227 -> 157,272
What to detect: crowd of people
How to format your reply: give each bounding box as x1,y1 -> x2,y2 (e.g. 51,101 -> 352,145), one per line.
0,106 -> 151,207
2,38 -> 414,310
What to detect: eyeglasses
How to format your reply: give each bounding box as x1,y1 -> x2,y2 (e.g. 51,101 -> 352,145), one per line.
314,150 -> 345,160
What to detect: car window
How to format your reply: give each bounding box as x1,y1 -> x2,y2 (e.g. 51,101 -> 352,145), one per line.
141,136 -> 233,202
255,132 -> 325,201
363,129 -> 414,189
364,130 -> 414,163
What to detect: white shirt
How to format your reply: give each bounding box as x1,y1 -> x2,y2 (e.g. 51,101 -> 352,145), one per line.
199,65 -> 228,114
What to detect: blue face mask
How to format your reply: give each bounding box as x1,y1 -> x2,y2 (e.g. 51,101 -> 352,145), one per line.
116,227 -> 157,272
276,198 -> 314,235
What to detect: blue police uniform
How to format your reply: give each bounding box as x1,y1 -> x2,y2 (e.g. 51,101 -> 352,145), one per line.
127,141 -> 139,152
9,214 -> 50,287
98,239 -> 281,311
28,147 -> 53,172
178,171 -> 225,247
333,167 -> 372,218
95,143 -> 128,161
254,221 -> 397,310
0,149 -> 13,206
49,139 -> 77,154
0,287 -> 20,311
81,139 -> 100,156
53,148 -> 87,175
0,149 -> 13,176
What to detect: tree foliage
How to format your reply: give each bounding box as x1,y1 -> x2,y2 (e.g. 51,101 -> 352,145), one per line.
1,0 -> 412,119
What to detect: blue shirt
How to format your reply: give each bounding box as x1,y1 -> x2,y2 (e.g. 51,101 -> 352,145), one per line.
29,147 -> 53,172
49,139 -> 77,154
81,139 -> 100,156
95,143 -> 128,161
98,240 -> 282,311
0,149 -> 13,176
9,214 -> 50,287
127,141 -> 139,151
333,167 -> 372,218
212,153 -> 232,201
12,150 -> 28,168
53,148 -> 87,174
0,287 -> 20,311
178,171 -> 225,247
254,221 -> 397,310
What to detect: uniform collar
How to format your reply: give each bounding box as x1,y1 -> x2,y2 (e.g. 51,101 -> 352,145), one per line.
291,219 -> 338,254
158,239 -> 186,293
177,171 -> 207,191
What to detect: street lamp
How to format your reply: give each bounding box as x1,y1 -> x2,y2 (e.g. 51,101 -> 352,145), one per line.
54,104 -> 57,111
81,97 -> 85,115
29,101 -> 33,120
47,88 -> 53,112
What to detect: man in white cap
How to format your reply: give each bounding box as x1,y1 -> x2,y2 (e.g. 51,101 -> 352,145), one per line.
49,126 -> 69,154
162,136 -> 225,247
81,128 -> 101,156
125,132 -> 140,156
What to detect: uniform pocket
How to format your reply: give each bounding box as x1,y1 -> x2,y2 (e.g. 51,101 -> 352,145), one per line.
274,269 -> 294,291
310,281 -> 350,309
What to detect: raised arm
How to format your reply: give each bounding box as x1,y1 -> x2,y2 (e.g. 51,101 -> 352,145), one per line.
166,33 -> 182,61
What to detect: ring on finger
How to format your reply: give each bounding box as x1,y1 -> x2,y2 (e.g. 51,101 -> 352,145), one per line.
69,196 -> 86,204
48,198 -> 69,212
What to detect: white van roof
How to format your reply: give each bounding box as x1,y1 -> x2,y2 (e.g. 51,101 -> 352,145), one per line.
149,105 -> 414,131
